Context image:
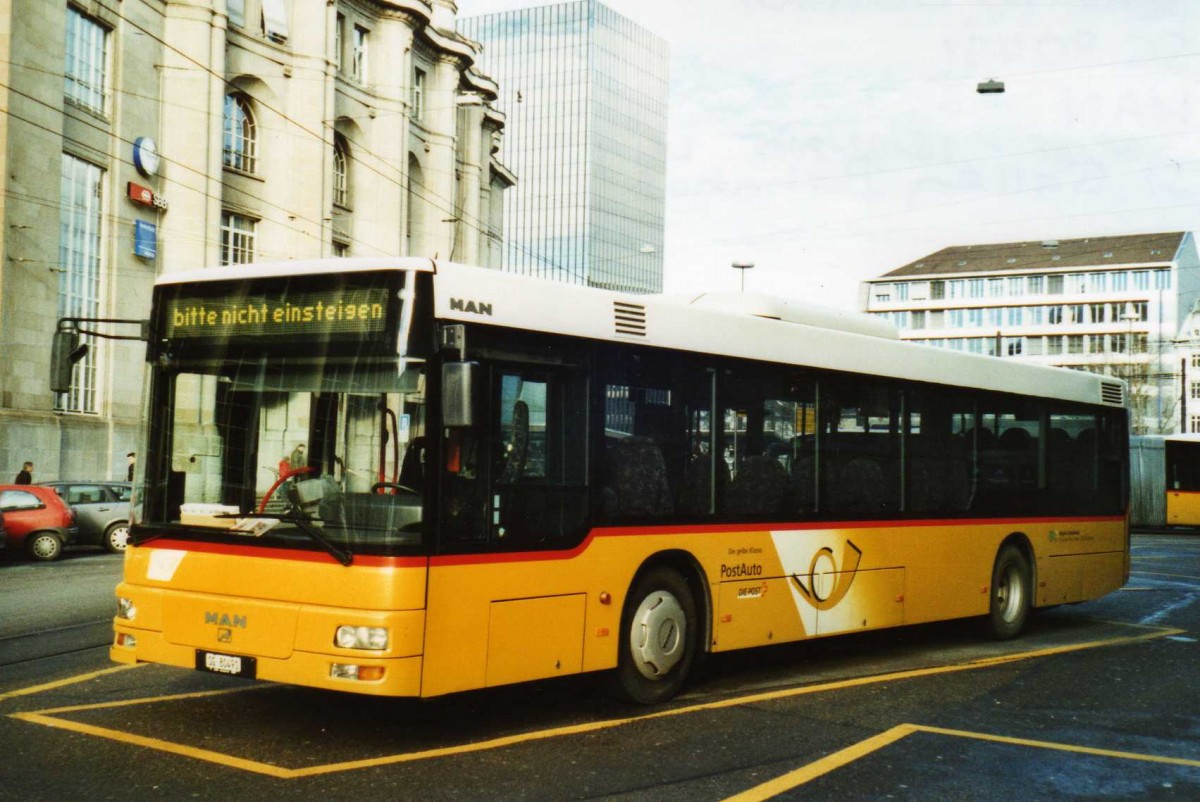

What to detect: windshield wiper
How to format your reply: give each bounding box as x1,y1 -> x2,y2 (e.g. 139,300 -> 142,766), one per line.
263,511 -> 354,566
292,514 -> 354,566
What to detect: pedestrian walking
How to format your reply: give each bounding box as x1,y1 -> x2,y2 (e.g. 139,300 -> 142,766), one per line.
14,461 -> 32,484
289,444 -> 307,470
127,452 -> 136,482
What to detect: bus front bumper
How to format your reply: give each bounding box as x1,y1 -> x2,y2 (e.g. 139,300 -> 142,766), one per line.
110,626 -> 424,697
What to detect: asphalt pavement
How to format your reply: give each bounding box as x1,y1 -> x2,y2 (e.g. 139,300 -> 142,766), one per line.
0,534 -> 1196,801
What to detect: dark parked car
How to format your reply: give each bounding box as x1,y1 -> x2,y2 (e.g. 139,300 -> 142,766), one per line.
40,481 -> 132,553
0,485 -> 79,561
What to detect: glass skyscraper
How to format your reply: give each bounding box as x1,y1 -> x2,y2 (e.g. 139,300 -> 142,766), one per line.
460,1 -> 668,293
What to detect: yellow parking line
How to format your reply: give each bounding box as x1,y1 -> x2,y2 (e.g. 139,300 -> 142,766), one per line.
10,711 -> 294,779
722,724 -> 919,802
8,625 -> 1185,779
916,725 -> 1200,768
26,685 -> 260,716
0,664 -> 143,704
725,723 -> 1200,801
659,626 -> 1186,717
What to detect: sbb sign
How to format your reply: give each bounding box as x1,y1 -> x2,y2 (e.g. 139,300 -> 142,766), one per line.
127,182 -> 169,211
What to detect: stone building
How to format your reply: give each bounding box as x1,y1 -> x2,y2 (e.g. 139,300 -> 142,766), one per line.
0,0 -> 512,483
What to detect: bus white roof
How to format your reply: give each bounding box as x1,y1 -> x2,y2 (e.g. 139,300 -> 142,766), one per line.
156,258 -> 1125,409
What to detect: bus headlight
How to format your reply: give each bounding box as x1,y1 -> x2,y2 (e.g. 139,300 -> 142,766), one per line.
330,663 -> 386,681
117,597 -> 137,621
335,625 -> 388,650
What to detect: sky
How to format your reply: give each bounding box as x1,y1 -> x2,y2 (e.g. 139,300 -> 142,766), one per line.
456,0 -> 1200,310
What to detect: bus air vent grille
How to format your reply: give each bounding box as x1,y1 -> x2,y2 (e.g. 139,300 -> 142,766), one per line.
614,302 -> 647,337
1100,381 -> 1125,406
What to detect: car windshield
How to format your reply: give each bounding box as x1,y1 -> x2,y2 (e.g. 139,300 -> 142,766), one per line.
137,353 -> 429,557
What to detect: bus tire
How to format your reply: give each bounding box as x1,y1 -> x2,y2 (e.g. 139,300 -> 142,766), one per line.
615,567 -> 699,705
988,543 -> 1031,640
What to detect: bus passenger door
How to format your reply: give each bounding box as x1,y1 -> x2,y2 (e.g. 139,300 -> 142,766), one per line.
426,362 -> 590,696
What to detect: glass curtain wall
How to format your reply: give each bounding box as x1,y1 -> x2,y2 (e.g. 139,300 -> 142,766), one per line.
460,1 -> 668,293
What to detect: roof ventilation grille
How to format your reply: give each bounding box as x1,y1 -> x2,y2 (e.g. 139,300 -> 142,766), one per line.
614,301 -> 647,337
1100,381 -> 1125,406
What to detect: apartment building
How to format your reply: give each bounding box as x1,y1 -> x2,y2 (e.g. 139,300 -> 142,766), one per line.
862,232 -> 1200,434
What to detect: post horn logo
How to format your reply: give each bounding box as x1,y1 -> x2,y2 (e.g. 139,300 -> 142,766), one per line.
791,540 -> 863,611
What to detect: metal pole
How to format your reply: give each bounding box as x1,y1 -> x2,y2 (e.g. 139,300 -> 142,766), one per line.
1182,356 -> 1188,433
732,261 -> 754,293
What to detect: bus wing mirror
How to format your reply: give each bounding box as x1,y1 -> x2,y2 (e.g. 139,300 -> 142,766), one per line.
50,329 -> 88,393
442,362 -> 478,428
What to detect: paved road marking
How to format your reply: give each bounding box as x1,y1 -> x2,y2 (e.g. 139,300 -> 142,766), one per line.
1132,570 -> 1200,580
0,664 -> 142,703
4,624 -> 1184,779
725,723 -> 1200,801
723,724 -> 919,801
14,684 -> 259,716
10,711 -> 296,779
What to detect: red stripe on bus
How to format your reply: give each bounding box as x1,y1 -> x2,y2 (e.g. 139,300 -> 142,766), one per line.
135,514 -> 1123,568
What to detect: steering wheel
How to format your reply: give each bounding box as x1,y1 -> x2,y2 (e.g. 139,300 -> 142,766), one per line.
371,481 -> 418,495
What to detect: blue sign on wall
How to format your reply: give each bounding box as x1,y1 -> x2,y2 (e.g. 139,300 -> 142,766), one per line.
134,220 -> 157,259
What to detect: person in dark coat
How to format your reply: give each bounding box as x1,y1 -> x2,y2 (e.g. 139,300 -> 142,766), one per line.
14,461 -> 32,484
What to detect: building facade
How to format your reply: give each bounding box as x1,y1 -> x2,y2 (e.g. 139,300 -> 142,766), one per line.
460,0 -> 668,293
0,0 -> 511,484
862,232 -> 1200,435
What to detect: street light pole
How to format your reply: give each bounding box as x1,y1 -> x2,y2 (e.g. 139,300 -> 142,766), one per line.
1122,306 -> 1140,433
732,260 -> 754,292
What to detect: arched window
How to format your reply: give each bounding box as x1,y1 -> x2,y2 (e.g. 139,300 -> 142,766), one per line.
332,134 -> 349,207
223,93 -> 257,173
406,154 -> 425,255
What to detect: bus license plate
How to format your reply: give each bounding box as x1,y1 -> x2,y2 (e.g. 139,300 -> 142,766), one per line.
196,650 -> 256,679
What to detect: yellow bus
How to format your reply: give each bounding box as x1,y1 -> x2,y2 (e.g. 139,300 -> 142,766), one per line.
111,258 -> 1130,703
1130,434 -> 1200,528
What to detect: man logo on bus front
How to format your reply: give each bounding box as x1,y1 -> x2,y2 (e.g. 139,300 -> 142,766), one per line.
790,540 -> 863,610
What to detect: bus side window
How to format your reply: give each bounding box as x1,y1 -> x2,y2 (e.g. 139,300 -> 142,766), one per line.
600,383 -> 675,521
492,368 -> 588,548
905,388 -> 973,516
721,384 -> 813,520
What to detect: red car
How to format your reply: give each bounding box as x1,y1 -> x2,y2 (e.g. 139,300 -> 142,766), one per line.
0,485 -> 79,561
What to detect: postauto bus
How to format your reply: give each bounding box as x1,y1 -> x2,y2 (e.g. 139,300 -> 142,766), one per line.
110,257 -> 1130,703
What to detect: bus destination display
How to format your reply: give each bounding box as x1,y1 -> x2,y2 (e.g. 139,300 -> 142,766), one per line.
163,286 -> 391,341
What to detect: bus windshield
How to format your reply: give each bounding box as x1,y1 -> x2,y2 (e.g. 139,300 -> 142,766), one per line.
137,354 -> 429,557
135,269 -> 431,558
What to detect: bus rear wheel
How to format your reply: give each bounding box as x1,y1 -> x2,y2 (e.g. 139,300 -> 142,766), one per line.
988,544 -> 1031,640
615,567 -> 698,705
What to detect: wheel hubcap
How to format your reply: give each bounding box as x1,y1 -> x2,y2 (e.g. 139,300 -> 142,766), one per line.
110,526 -> 130,550
996,564 -> 1023,623
630,590 -> 686,680
31,536 -> 58,559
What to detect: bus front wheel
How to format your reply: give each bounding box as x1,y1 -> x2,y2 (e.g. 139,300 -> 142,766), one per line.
615,567 -> 699,705
988,544 -> 1032,640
